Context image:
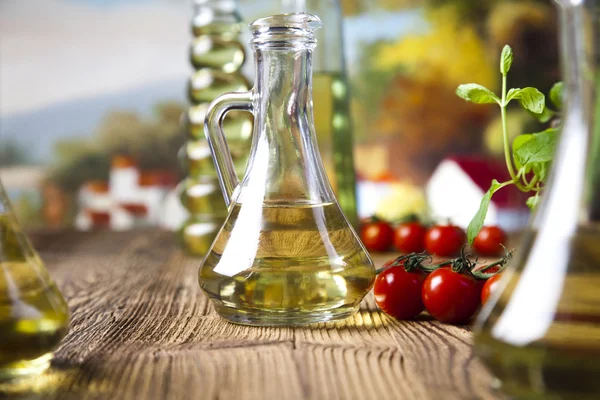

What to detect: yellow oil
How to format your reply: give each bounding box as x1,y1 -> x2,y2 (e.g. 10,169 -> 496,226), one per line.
0,214 -> 69,380
199,202 -> 375,326
475,227 -> 600,399
179,216 -> 222,257
312,72 -> 358,227
190,36 -> 245,73
182,10 -> 253,258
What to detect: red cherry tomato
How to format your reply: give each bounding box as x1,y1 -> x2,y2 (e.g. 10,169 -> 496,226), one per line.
473,226 -> 507,256
424,225 -> 466,257
481,273 -> 503,305
422,267 -> 483,324
393,222 -> 426,253
361,221 -> 394,252
374,264 -> 427,320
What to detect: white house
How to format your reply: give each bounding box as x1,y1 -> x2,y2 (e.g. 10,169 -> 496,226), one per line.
426,156 -> 531,232
74,156 -> 182,231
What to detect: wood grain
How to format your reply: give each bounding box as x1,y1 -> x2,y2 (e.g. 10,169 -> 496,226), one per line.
1,230 -> 500,400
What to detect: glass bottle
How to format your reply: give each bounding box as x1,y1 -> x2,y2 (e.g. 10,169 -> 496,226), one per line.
279,0 -> 358,227
0,181 -> 69,380
199,13 -> 375,326
474,1 -> 600,398
179,0 -> 253,256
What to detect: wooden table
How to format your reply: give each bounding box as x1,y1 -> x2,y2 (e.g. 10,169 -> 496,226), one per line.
1,230 -> 500,400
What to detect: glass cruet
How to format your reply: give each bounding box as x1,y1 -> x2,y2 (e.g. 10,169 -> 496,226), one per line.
198,13 -> 375,326
0,180 -> 69,380
474,0 -> 600,398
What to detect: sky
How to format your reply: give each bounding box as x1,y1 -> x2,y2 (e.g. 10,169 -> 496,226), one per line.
0,0 -> 422,163
0,0 -> 421,117
0,0 -> 190,118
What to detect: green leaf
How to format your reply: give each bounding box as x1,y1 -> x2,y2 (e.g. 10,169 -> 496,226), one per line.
514,128 -> 559,168
456,84 -> 500,104
549,82 -> 564,109
512,134 -> 534,169
505,87 -> 546,114
532,161 -> 550,182
528,106 -> 555,123
467,180 -> 503,245
527,194 -> 540,210
500,45 -> 513,75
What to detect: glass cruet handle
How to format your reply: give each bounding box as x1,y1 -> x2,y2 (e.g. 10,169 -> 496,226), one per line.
204,90 -> 253,207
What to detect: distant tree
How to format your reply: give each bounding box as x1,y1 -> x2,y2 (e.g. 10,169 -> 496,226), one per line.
48,101 -> 186,194
12,192 -> 42,228
0,138 -> 30,166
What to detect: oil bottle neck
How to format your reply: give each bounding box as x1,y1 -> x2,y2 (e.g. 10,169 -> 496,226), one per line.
537,2 -> 600,232
563,3 -> 600,223
254,47 -> 313,129
244,46 -> 335,204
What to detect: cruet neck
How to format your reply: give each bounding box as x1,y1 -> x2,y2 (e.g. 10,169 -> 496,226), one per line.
228,13 -> 335,205
250,14 -> 318,113
249,13 -> 322,50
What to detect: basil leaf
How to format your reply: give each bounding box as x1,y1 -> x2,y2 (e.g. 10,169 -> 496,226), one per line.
506,87 -> 545,114
532,161 -> 550,182
512,134 -> 534,169
527,194 -> 540,210
550,82 -> 564,109
528,106 -> 555,123
500,45 -> 513,75
514,128 -> 559,167
456,84 -> 500,104
467,180 -> 503,245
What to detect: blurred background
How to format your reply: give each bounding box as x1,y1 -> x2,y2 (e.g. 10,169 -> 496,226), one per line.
0,0 -> 559,233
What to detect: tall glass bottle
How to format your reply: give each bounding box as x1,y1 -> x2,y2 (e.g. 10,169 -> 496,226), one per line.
0,181 -> 69,380
280,0 -> 358,227
474,1 -> 600,398
179,0 -> 253,256
199,13 -> 374,326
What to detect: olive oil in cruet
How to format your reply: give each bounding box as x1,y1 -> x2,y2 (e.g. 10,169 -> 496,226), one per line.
0,183 -> 69,380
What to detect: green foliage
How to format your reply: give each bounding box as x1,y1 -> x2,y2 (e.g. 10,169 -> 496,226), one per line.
506,87 -> 545,114
529,106 -> 555,123
425,0 -> 500,25
0,138 -> 30,166
456,84 -> 499,104
513,128 -> 559,168
526,193 -> 540,210
549,82 -> 564,109
11,192 -> 42,228
467,179 -> 506,245
351,40 -> 406,142
500,45 -> 513,75
49,101 -> 185,194
456,44 -> 562,243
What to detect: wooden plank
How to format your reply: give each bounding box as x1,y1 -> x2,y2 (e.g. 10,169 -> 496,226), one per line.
0,231 -> 499,400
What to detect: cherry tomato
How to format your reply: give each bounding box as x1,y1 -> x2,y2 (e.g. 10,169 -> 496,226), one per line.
481,273 -> 503,305
393,222 -> 426,253
374,264 -> 427,320
422,267 -> 482,324
361,221 -> 394,252
424,225 -> 466,257
473,226 -> 507,256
